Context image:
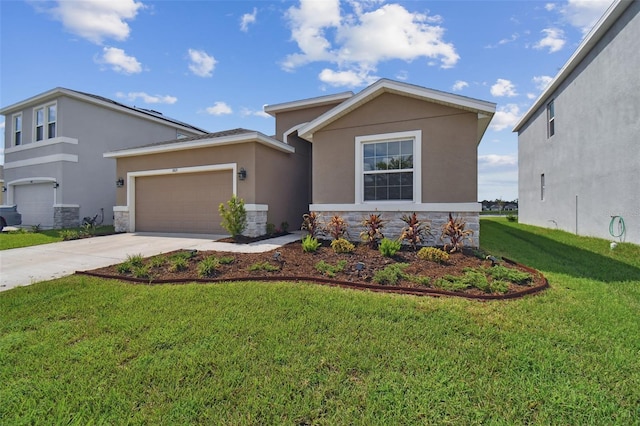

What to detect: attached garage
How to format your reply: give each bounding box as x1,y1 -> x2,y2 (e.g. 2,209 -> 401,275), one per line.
134,170 -> 232,234
13,183 -> 55,228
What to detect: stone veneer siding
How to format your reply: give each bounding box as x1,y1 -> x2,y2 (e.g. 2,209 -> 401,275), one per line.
311,211 -> 480,248
54,206 -> 80,229
113,209 -> 129,233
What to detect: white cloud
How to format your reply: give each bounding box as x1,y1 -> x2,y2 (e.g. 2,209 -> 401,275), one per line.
206,102 -> 232,116
545,3 -> 557,12
490,79 -> 517,97
188,49 -> 216,77
478,154 -> 518,201
562,0 -> 614,34
49,0 -> 144,44
527,93 -> 537,100
478,154 -> 517,170
489,104 -> 521,131
283,0 -> 458,86
534,28 -> 566,53
452,80 -> 469,91
395,70 -> 409,81
318,68 -> 378,88
240,107 -> 271,118
116,92 -> 177,104
240,7 -> 257,32
97,47 -> 142,74
532,75 -> 553,91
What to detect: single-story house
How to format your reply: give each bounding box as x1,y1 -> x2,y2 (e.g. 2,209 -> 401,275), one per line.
105,79 -> 496,246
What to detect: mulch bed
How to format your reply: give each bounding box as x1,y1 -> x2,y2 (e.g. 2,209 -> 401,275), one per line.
80,239 -> 548,300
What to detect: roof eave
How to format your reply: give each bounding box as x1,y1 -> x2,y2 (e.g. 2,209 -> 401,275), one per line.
103,132 -> 294,159
264,91 -> 354,117
513,0 -> 631,132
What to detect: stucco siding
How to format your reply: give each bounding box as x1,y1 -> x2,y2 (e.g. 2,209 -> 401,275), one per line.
312,92 -> 479,204
273,103 -> 345,142
518,0 -> 640,244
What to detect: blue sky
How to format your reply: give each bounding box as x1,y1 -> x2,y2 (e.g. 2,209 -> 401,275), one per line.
0,0 -> 615,201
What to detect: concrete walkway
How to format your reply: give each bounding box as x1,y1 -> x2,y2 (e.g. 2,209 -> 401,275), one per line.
0,232 -> 302,292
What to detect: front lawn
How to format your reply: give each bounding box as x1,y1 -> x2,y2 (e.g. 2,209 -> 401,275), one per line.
1,218 -> 638,424
0,225 -> 115,250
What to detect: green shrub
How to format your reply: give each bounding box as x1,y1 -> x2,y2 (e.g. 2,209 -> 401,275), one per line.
301,235 -> 321,253
218,195 -> 247,238
169,257 -> 188,272
280,221 -> 289,233
266,223 -> 276,235
417,247 -> 450,263
409,275 -> 431,286
126,254 -> 145,268
60,230 -> 80,241
315,260 -> 348,278
149,256 -> 167,268
132,265 -> 151,279
116,262 -> 132,274
373,263 -> 408,285
484,265 -> 532,285
331,238 -> 355,254
378,238 -> 401,257
506,214 -> 518,222
489,279 -> 510,294
461,270 -> 490,292
433,276 -> 470,292
248,262 -> 279,272
217,256 -> 235,265
198,256 -> 220,277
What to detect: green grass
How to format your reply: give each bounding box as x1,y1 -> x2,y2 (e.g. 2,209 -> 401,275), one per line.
1,218 -> 639,424
0,226 -> 115,250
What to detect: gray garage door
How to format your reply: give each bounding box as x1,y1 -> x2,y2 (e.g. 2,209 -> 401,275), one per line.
135,171 -> 233,233
14,183 -> 55,228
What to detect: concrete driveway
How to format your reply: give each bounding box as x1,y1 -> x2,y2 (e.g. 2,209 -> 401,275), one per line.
0,232 -> 301,292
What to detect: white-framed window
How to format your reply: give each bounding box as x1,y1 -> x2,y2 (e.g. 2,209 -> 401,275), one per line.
547,100 -> 555,138
34,102 -> 57,142
541,173 -> 546,201
355,130 -> 421,203
13,113 -> 22,146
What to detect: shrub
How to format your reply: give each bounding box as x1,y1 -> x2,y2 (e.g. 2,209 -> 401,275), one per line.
116,262 -> 132,274
280,221 -> 289,233
126,254 -> 145,268
31,224 -> 42,233
378,238 -> 401,257
266,223 -> 276,235
218,195 -> 247,238
409,275 -> 431,286
169,256 -> 188,272
325,215 -> 349,240
217,256 -> 235,265
461,270 -> 490,292
248,262 -> 279,272
441,213 -> 474,253
360,214 -> 385,248
132,265 -> 151,279
60,230 -> 80,241
373,263 -> 409,285
399,213 -> 430,250
198,256 -> 220,277
484,265 -> 532,285
301,235 -> 321,253
331,238 -> 355,254
489,279 -> 510,294
506,214 -> 518,222
149,256 -> 167,268
315,260 -> 347,278
301,212 -> 320,238
417,247 -> 450,263
433,276 -> 470,292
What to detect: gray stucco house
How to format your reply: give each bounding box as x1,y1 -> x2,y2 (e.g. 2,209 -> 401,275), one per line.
514,0 -> 639,245
0,88 -> 207,228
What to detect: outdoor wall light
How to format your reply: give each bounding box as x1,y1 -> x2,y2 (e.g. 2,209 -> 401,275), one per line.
53,182 -> 60,189
1,185 -> 6,192
238,167 -> 247,181
116,178 -> 124,188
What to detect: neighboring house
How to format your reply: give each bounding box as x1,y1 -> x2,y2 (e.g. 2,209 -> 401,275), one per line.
0,165 -> 4,205
514,0 -> 639,245
0,88 -> 207,228
106,79 -> 495,245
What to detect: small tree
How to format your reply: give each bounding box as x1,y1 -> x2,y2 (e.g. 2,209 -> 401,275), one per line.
218,195 -> 247,239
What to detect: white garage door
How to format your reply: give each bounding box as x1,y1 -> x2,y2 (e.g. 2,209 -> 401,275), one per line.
135,171 -> 233,234
14,183 -> 55,228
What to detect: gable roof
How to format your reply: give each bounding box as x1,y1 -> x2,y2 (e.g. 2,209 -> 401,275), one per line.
297,79 -> 496,143
103,128 -> 294,159
513,0 -> 633,132
0,87 -> 208,135
264,91 -> 354,116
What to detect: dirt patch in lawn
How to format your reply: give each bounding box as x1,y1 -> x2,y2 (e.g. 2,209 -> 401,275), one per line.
80,241 -> 548,300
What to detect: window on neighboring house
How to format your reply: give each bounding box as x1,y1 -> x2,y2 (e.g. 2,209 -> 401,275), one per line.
13,114 -> 22,146
547,100 -> 555,137
356,131 -> 421,203
34,103 -> 57,141
541,173 -> 546,201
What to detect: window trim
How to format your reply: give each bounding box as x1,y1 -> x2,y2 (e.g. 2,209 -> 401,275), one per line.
541,173 -> 546,201
12,113 -> 22,146
355,130 -> 422,204
547,100 -> 555,138
32,101 -> 57,142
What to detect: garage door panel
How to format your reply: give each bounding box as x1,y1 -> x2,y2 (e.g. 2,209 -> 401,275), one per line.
14,183 -> 55,228
135,171 -> 232,233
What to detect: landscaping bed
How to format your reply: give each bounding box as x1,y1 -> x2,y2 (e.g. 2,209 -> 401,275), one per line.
81,240 -> 548,300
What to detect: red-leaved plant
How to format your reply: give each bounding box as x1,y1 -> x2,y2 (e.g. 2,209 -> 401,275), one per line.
360,214 -> 385,248
441,213 -> 474,253
325,215 -> 349,240
399,213 -> 431,250
301,212 -> 320,238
